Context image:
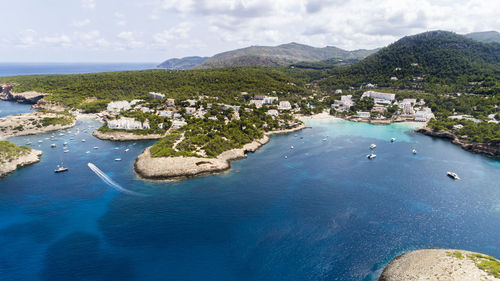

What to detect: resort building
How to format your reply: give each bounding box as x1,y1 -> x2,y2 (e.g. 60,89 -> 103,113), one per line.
157,111 -> 173,118
357,112 -> 370,118
362,91 -> 395,102
149,92 -> 165,100
106,100 -> 141,113
414,107 -> 435,122
185,107 -> 196,115
263,96 -> 278,105
278,101 -> 292,110
249,100 -> 263,108
107,117 -> 149,130
266,109 -> 279,117
253,95 -> 266,100
172,120 -> 187,129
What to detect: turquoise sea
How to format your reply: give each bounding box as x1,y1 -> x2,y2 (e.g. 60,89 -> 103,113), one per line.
1,103 -> 500,280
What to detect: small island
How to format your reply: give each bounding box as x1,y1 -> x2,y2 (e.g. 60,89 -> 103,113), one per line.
379,249 -> 500,281
0,111 -> 76,138
0,140 -> 42,178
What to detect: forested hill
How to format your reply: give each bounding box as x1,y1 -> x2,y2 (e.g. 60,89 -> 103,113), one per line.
157,56 -> 208,70
195,42 -> 377,69
319,31 -> 500,94
465,31 -> 500,43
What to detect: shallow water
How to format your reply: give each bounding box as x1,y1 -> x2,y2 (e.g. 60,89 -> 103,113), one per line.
1,114 -> 499,281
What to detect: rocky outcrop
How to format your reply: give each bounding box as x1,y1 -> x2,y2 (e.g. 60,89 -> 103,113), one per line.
134,136 -> 269,180
0,91 -> 48,104
0,112 -> 76,138
0,149 -> 42,178
417,128 -> 500,158
92,130 -> 165,141
379,249 -> 500,281
32,98 -> 67,111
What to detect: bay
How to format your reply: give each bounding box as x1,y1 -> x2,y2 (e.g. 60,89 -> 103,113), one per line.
1,110 -> 499,281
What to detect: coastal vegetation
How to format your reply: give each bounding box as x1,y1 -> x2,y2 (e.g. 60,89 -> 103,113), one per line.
0,141 -> 31,163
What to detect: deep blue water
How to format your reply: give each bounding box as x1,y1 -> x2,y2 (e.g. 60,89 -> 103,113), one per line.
1,114 -> 500,280
0,101 -> 33,117
0,63 -> 157,77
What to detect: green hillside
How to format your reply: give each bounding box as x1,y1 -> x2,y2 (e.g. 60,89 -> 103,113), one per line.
319,31 -> 500,94
465,31 -> 500,43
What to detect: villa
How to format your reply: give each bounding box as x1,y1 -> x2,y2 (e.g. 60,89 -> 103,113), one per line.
149,92 -> 165,100
278,101 -> 292,110
107,117 -> 149,130
362,91 -> 395,102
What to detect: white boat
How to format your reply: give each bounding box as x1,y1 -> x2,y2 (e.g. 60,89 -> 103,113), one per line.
114,158 -> 122,161
370,144 -> 376,149
82,139 -> 86,142
124,148 -> 130,152
85,151 -> 90,154
38,140 -> 43,143
59,133 -> 64,136
50,143 -> 56,148
54,163 -> 68,173
447,171 -> 460,180
366,153 -> 376,159
26,141 -> 32,145
63,150 -> 69,153
322,138 -> 327,141
412,149 -> 417,154
63,142 -> 68,146
284,155 -> 288,159
391,138 -> 396,142
93,146 -> 99,149
290,145 -> 294,149
114,147 -> 119,150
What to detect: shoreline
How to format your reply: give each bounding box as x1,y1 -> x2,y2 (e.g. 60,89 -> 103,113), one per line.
92,130 -> 165,141
0,148 -> 42,178
134,124 -> 306,181
379,249 -> 500,281
417,127 -> 500,158
0,112 -> 76,139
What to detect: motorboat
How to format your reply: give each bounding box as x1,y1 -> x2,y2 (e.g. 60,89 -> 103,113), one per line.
366,153 -> 376,159
370,144 -> 376,149
447,171 -> 460,180
114,158 -> 122,161
85,151 -> 90,154
125,148 -> 130,152
290,145 -> 294,149
82,139 -> 86,142
412,149 -> 417,154
93,146 -> 99,149
391,138 -> 396,142
50,143 -> 56,148
54,163 -> 68,173
63,142 -> 68,146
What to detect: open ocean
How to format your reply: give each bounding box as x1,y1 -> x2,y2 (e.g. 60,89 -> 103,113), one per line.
0,65 -> 499,280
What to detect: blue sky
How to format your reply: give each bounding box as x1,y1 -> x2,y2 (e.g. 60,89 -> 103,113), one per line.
1,0 -> 498,63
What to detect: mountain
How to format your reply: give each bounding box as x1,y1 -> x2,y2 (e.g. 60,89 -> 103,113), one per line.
465,31 -> 500,43
319,30 -> 500,92
157,56 -> 209,70
193,42 -> 377,69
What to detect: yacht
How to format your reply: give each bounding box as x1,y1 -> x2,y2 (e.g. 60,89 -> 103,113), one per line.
63,149 -> 69,153
38,140 -> 43,143
50,143 -> 56,148
26,141 -> 32,145
370,144 -> 376,149
54,163 -> 68,173
114,158 -> 122,161
412,149 -> 417,154
391,138 -> 396,142
93,146 -> 99,149
290,145 -> 294,149
81,139 -> 86,142
125,148 -> 130,152
63,142 -> 68,146
447,171 -> 460,180
85,151 -> 90,154
322,138 -> 327,141
366,153 -> 376,159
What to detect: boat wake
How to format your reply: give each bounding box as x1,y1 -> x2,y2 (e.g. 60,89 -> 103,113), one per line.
87,163 -> 147,196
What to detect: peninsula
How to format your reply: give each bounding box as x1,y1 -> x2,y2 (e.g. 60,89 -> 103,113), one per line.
379,249 -> 500,281
0,140 -> 42,178
0,111 -> 76,138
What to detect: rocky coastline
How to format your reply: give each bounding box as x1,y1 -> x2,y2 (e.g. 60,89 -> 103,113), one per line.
379,249 -> 500,281
0,91 -> 48,104
92,130 -> 166,141
417,127 -> 500,158
134,124 -> 306,181
0,112 -> 76,138
0,148 -> 42,178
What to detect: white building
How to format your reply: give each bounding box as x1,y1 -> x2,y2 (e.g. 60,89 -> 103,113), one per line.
266,109 -> 279,117
166,98 -> 175,107
185,107 -> 196,115
157,111 -> 173,118
414,107 -> 435,122
107,117 -> 148,130
171,120 -> 187,129
335,89 -> 343,94
453,124 -> 464,130
362,91 -> 395,102
249,100 -> 263,108
357,112 -> 370,118
223,105 -> 241,112
402,103 -> 415,115
401,98 -> 417,105
390,76 -> 398,81
149,92 -> 165,100
185,99 -> 197,106
278,101 -> 292,110
263,96 -> 278,105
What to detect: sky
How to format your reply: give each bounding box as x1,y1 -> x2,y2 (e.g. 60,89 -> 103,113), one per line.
1,0 -> 499,63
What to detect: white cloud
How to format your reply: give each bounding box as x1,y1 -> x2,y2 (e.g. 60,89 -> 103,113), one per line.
17,29 -> 38,48
117,31 -> 144,49
114,12 -> 127,26
153,22 -> 193,45
82,0 -> 96,10
72,19 -> 91,28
